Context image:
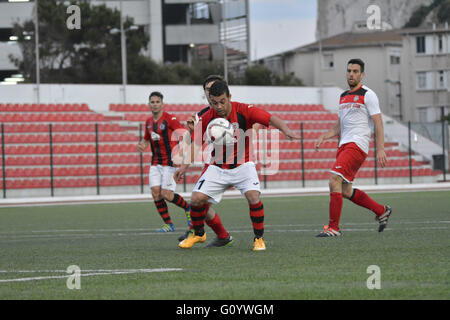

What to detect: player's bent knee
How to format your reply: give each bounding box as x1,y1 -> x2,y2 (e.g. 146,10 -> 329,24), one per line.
342,185 -> 353,199
151,189 -> 162,201
190,192 -> 209,207
245,191 -> 261,205
161,189 -> 173,201
329,175 -> 342,191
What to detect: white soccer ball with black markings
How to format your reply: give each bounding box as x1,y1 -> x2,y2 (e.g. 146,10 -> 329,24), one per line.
206,118 -> 235,145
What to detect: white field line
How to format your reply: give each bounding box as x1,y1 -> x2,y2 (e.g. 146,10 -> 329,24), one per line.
0,220 -> 448,236
0,268 -> 183,283
0,269 -> 181,273
227,226 -> 450,233
1,183 -> 449,207
0,224 -> 448,242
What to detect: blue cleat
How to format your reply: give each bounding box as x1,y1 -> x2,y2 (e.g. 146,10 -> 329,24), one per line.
185,204 -> 191,227
157,223 -> 175,233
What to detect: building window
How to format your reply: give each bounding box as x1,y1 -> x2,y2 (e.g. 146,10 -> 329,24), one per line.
417,72 -> 427,89
438,34 -> 444,53
439,106 -> 447,120
190,3 -> 211,21
418,107 -> 428,123
416,36 -> 426,54
322,53 -> 334,69
390,55 -> 400,64
438,71 -> 446,89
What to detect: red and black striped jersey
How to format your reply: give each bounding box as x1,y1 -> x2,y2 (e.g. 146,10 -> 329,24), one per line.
143,112 -> 185,167
196,101 -> 272,169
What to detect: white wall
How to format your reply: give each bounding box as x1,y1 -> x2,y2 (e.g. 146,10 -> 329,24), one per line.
90,0 -> 151,25
0,43 -> 21,70
0,83 -> 343,113
0,2 -> 34,28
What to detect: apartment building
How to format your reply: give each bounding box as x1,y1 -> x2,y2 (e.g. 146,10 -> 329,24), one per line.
258,30 -> 403,120
400,25 -> 450,122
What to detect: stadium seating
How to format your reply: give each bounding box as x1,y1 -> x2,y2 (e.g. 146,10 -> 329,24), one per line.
0,102 -> 442,190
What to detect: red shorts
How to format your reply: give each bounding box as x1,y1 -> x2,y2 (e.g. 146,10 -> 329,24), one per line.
330,142 -> 367,183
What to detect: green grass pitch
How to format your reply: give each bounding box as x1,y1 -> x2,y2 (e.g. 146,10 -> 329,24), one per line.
0,191 -> 449,300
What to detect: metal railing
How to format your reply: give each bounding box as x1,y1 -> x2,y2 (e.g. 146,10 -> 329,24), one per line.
0,121 -> 448,198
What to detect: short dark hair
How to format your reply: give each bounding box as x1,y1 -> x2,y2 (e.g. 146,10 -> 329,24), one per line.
149,91 -> 163,101
347,59 -> 365,73
203,75 -> 224,90
209,80 -> 230,97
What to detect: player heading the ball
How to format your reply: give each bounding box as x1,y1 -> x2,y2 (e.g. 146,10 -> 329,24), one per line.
174,80 -> 300,251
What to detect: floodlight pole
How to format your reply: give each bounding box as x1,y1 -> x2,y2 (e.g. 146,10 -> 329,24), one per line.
120,0 -> 127,104
245,0 -> 250,67
222,0 -> 228,83
35,0 -> 40,104
317,20 -> 323,106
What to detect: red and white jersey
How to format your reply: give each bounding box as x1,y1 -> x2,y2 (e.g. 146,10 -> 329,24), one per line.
338,84 -> 381,154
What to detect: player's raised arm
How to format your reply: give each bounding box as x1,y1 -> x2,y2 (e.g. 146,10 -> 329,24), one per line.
268,115 -> 301,140
315,120 -> 340,150
371,113 -> 387,168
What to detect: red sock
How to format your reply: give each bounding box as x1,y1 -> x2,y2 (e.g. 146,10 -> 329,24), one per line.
350,189 -> 385,216
329,192 -> 343,231
206,213 -> 229,239
154,199 -> 172,225
187,203 -> 211,232
190,204 -> 208,236
249,201 -> 264,238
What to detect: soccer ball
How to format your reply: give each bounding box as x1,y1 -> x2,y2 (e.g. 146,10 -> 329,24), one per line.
206,118 -> 235,145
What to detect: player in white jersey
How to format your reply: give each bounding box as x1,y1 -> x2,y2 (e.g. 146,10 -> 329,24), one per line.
314,59 -> 392,237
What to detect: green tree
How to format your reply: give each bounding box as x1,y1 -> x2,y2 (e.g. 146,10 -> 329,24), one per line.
10,0 -> 148,84
9,0 -> 305,87
437,0 -> 450,23
241,64 -> 304,86
243,64 -> 273,86
404,0 -> 448,27
441,113 -> 450,122
273,73 -> 304,86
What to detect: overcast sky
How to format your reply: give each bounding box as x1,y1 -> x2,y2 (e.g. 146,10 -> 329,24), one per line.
249,0 -> 317,60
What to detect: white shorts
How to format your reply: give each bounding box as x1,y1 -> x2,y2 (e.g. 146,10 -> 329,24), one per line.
149,165 -> 177,192
193,162 -> 261,204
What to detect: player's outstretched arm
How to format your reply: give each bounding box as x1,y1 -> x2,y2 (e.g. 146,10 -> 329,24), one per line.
269,115 -> 301,140
371,113 -> 387,168
315,120 -> 340,150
